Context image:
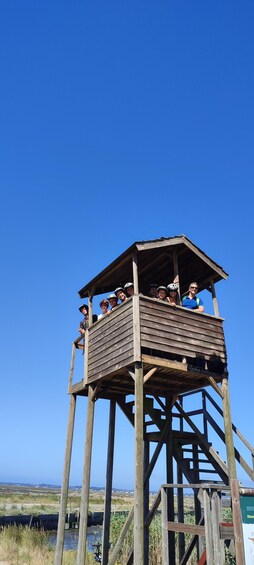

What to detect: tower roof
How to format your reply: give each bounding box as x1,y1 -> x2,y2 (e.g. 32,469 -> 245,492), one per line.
78,235 -> 228,298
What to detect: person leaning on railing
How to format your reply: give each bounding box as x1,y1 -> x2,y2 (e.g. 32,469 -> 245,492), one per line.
78,304 -> 89,335
78,304 -> 97,335
182,282 -> 204,312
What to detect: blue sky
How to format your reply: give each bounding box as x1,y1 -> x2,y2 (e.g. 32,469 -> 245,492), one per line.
1,1 -> 254,491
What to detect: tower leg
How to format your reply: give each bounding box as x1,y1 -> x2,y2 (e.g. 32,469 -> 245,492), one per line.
222,378 -> 245,564
166,398 -> 175,565
222,377 -> 237,482
77,386 -> 95,565
144,440 -> 150,565
134,362 -> 144,565
102,400 -> 116,565
54,394 -> 76,565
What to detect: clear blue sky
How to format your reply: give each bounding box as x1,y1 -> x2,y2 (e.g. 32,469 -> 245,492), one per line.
1,1 -> 254,491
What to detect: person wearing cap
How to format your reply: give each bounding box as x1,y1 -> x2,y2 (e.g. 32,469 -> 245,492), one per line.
147,283 -> 158,298
167,283 -> 179,306
124,282 -> 134,297
98,299 -> 110,320
114,286 -> 127,303
78,304 -> 89,335
182,282 -> 204,312
107,293 -> 118,311
157,286 -> 168,302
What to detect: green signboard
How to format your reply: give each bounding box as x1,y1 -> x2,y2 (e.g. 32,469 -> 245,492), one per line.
240,495 -> 254,563
241,496 -> 254,524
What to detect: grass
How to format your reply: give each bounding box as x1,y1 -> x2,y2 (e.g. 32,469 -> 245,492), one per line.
0,526 -> 97,565
0,485 -> 134,516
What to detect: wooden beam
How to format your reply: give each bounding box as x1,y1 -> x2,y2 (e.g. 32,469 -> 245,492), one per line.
127,368 -> 136,381
142,354 -> 189,372
167,522 -> 205,535
102,400 -> 116,565
84,328 -> 89,385
134,362 -> 144,565
230,479 -> 245,565
90,382 -> 103,402
54,394 -> 76,565
132,251 -> 139,294
210,278 -> 220,317
133,294 -> 141,362
68,343 -> 77,393
206,376 -> 224,398
172,248 -> 182,304
221,377 -> 237,482
144,441 -> 150,565
161,487 -> 169,565
108,508 -> 134,565
143,367 -> 157,384
77,386 -> 95,565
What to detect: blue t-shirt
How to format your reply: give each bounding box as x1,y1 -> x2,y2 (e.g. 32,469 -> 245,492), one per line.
182,295 -> 203,310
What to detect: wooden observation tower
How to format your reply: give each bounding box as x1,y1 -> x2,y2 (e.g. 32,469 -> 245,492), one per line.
55,236 -> 254,565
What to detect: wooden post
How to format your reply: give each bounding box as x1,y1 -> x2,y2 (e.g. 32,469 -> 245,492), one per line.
172,249 -> 181,304
77,386 -> 95,565
132,251 -> 139,294
210,279 -> 220,317
177,464 -> 185,561
144,440 -> 150,565
231,479 -> 245,565
134,361 -> 144,565
166,398 -> 175,565
221,377 -> 237,482
102,400 -> 116,565
161,486 -> 169,565
54,394 -> 76,565
83,327 -> 89,385
88,290 -> 93,326
68,343 -> 76,392
133,294 -> 141,362
193,444 -> 202,560
203,487 -> 213,565
211,489 -> 223,565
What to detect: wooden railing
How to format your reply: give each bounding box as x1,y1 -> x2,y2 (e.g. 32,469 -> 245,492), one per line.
70,295 -> 227,388
139,295 -> 227,366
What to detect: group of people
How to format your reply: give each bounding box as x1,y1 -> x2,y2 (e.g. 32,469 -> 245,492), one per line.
78,281 -> 204,335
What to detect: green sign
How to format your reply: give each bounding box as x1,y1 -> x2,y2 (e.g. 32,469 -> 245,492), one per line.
240,496 -> 254,524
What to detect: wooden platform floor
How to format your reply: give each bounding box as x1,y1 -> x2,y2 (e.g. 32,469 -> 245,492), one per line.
69,354 -> 225,399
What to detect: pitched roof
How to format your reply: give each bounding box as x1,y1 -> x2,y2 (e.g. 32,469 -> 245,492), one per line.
78,235 -> 228,298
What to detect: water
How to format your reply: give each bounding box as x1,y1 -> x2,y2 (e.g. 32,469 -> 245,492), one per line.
47,525 -> 102,551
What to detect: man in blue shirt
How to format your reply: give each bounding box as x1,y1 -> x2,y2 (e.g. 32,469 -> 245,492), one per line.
182,282 -> 204,312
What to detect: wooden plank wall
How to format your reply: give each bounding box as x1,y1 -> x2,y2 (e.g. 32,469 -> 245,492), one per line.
88,300 -> 134,382
140,296 -> 226,363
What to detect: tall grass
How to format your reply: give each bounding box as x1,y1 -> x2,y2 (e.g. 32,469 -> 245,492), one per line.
109,512 -> 236,565
0,526 -> 93,565
109,514 -> 163,564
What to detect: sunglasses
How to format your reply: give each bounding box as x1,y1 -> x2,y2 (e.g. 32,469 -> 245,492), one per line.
190,286 -> 198,290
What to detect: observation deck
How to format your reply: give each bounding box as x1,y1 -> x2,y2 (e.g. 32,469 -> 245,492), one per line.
70,235 -> 228,399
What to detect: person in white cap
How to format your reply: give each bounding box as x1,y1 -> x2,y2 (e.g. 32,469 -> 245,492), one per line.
107,293 -> 118,311
157,286 -> 168,302
167,283 -> 179,306
124,282 -> 134,297
114,286 -> 127,303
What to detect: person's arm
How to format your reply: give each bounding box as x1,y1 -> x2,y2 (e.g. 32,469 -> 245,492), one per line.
197,305 -> 204,312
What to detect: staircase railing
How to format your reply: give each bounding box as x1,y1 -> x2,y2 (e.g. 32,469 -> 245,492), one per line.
175,389 -> 254,484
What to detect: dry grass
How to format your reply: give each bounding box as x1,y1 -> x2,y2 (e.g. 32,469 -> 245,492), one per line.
0,526 -> 98,565
0,484 -> 134,516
